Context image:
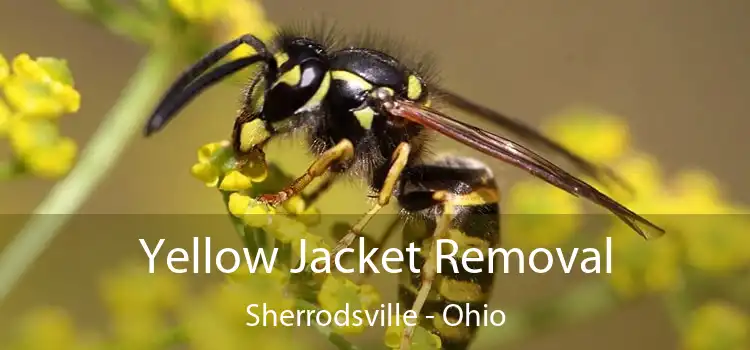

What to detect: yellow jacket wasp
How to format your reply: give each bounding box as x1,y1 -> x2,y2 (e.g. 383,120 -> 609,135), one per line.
144,25 -> 665,350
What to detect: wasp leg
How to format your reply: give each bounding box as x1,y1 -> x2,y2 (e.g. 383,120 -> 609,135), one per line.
400,196 -> 454,350
398,156 -> 501,350
301,171 -> 340,207
258,139 -> 354,206
328,142 -> 411,257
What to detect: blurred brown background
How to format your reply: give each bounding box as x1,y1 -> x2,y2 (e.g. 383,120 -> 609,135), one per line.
0,0 -> 748,349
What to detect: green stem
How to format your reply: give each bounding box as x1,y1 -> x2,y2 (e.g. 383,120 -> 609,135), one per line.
0,49 -> 174,306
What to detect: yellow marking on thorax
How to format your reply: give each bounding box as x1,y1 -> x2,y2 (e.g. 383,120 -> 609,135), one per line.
239,119 -> 271,152
331,70 -> 373,90
332,70 -> 379,129
407,75 -> 423,100
354,107 -> 376,129
330,71 -> 409,130
274,65 -> 301,88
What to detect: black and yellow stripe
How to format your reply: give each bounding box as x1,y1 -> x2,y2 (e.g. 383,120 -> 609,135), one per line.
397,157 -> 500,350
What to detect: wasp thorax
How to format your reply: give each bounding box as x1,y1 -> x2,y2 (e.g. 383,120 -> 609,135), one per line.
262,38 -> 332,123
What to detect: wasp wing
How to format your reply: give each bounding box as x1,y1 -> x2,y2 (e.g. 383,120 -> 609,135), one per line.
434,87 -> 633,194
385,98 -> 665,239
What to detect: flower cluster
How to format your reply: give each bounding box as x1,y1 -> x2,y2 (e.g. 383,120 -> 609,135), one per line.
385,320 -> 443,350
504,108 -> 750,349
169,0 -> 278,58
685,300 -> 749,350
0,53 -> 80,179
57,0 -> 277,69
317,275 -> 381,334
2,263 -> 311,350
8,2 -> 743,349
190,140 -> 268,191
186,134 -> 443,348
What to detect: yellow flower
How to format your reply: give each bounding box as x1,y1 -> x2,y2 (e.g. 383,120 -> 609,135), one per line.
504,180 -> 583,249
685,301 -> 749,350
267,214 -> 308,243
7,118 -> 78,178
101,264 -> 184,315
4,54 -> 80,117
601,150 -> 750,292
12,54 -> 75,84
0,53 -> 80,180
190,141 -> 268,189
23,136 -> 77,178
197,141 -> 227,163
238,267 -> 290,287
227,192 -> 252,216
295,206 -> 322,226
220,0 -> 277,60
167,0 -> 277,61
180,275 -> 297,350
384,317 -> 442,350
358,284 -> 382,310
669,170 -> 726,214
604,153 -> 664,204
191,161 -> 220,186
227,192 -> 276,227
292,233 -> 331,267
0,53 -> 8,84
219,169 -> 253,191
680,214 -> 750,273
280,194 -> 322,225
7,117 -> 56,155
318,276 -> 364,334
668,170 -> 750,272
543,108 -> 631,163
168,0 -> 227,23
0,98 -> 12,135
606,228 -> 682,298
6,307 -> 108,350
15,308 -> 79,350
317,276 -> 381,334
190,141 -> 229,187
100,264 -> 184,347
282,195 -> 307,215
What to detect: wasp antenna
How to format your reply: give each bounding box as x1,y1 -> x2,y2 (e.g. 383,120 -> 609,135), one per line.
144,34 -> 276,137
145,56 -> 270,136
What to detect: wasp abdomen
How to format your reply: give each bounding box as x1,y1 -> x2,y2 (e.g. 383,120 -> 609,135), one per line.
398,156 -> 501,350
